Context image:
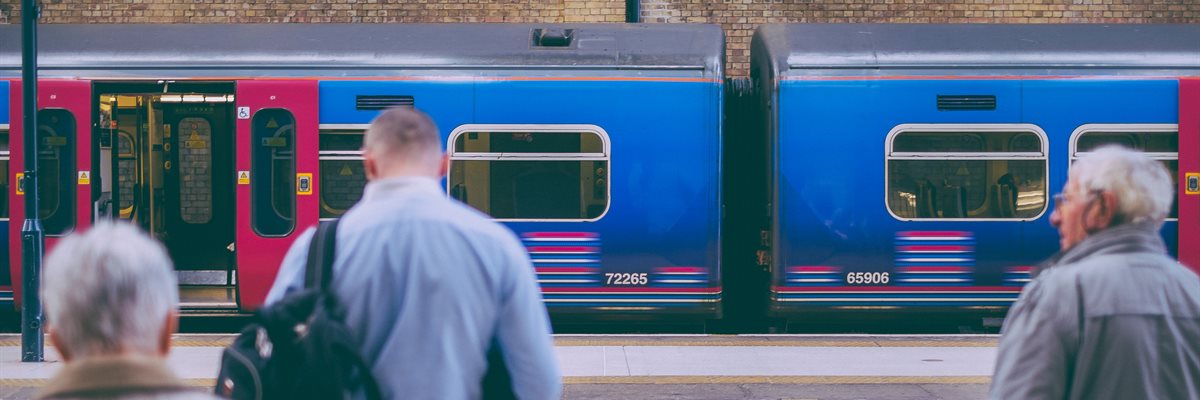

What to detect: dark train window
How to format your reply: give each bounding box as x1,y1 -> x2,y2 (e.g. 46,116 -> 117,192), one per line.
887,125 -> 1047,220
38,109 -> 77,234
448,126 -> 609,221
1072,125 -> 1178,219
318,128 -> 367,219
178,117 -> 213,224
117,131 -> 137,215
251,109 -> 295,237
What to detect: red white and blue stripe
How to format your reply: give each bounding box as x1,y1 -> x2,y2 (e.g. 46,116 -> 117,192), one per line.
523,232 -> 601,287
1003,266 -> 1033,286
652,266 -> 710,287
894,231 -> 974,285
785,266 -> 842,286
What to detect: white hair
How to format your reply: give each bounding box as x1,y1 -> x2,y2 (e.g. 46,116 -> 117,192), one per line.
41,223 -> 178,358
1071,145 -> 1175,225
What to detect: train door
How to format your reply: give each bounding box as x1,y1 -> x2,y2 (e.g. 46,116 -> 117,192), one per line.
8,79 -> 92,308
95,83 -> 237,311
235,80 -> 319,310
1180,78 -> 1200,273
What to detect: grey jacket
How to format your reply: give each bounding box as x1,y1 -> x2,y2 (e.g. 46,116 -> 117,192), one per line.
36,355 -> 216,400
991,222 -> 1200,400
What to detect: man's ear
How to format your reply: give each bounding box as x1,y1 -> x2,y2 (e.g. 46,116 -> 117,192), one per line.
159,309 -> 179,357
437,153 -> 450,178
363,152 -> 379,181
48,325 -> 72,362
1089,191 -> 1120,230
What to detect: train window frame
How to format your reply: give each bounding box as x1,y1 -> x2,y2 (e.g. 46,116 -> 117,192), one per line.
885,123 -> 1050,222
446,124 -> 611,222
250,108 -> 296,238
317,124 -> 368,221
37,108 -> 78,235
1069,123 -> 1178,221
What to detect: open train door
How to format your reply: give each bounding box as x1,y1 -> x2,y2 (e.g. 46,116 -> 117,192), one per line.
235,80 -> 319,309
1180,78 -> 1200,274
8,79 -> 92,307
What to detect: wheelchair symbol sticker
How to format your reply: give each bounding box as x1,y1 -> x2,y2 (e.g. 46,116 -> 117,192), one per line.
237,107 -> 250,120
297,173 -> 313,195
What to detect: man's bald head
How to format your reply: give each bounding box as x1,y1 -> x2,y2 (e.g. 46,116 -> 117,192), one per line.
362,107 -> 444,178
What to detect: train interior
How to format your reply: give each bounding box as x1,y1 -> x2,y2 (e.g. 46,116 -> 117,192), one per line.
94,82 -> 237,312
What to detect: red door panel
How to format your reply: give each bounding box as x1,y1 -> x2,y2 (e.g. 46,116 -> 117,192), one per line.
1180,78 -> 1200,274
236,80 -> 319,310
8,79 -> 92,307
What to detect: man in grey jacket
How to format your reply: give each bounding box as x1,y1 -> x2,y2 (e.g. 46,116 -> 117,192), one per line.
991,145 -> 1200,399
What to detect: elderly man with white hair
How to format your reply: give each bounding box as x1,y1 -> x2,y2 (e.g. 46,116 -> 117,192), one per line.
37,223 -> 214,400
991,145 -> 1200,400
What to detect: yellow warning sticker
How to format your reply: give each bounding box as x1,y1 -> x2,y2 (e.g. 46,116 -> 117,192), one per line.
1187,173 -> 1200,195
15,173 -> 24,195
297,173 -> 313,195
238,171 -> 250,185
339,164 -> 354,176
78,171 -> 91,185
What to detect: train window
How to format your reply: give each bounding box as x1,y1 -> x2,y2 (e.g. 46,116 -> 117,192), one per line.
886,125 -> 1048,221
251,109 -> 295,237
318,126 -> 367,219
38,109 -> 77,234
1071,124 -> 1178,219
117,131 -> 136,215
447,125 -> 610,221
178,117 -> 213,224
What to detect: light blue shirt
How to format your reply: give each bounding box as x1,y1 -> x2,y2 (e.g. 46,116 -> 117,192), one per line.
265,176 -> 562,400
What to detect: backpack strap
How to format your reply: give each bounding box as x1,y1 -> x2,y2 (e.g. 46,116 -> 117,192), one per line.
304,219 -> 341,291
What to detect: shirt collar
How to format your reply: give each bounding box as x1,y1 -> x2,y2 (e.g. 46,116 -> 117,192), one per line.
362,175 -> 444,202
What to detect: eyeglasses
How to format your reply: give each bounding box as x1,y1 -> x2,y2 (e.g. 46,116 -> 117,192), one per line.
1052,189 -> 1103,209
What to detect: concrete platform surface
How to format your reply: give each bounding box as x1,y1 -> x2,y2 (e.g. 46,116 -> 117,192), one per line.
1,334 -> 997,399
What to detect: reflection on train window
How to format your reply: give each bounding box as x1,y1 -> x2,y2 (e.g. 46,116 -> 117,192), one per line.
251,109 -> 295,236
38,109 -> 77,234
1072,125 -> 1178,219
0,130 -> 8,219
448,127 -> 609,221
887,126 -> 1047,220
318,129 -> 366,218
178,117 -> 213,224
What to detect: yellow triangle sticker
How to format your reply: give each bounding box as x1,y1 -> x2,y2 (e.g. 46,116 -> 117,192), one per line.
266,118 -> 279,129
237,171 -> 250,185
339,165 -> 353,176
78,171 -> 90,185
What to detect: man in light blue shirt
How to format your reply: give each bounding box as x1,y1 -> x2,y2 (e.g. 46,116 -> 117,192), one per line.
265,108 -> 562,400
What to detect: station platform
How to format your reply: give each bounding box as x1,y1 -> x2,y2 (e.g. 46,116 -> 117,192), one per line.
1,334 -> 996,399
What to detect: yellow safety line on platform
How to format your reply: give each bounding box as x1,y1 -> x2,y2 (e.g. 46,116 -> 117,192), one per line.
2,376 -> 992,388
562,376 -> 993,385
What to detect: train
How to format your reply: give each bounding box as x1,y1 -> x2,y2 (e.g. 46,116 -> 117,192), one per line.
0,23 -> 1197,329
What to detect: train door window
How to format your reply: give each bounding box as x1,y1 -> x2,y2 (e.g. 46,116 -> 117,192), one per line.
447,125 -> 609,221
318,126 -> 367,219
1071,124 -> 1178,219
179,117 -> 213,224
886,124 -> 1048,221
251,109 -> 295,236
0,127 -> 8,220
116,130 -> 137,217
38,109 -> 77,234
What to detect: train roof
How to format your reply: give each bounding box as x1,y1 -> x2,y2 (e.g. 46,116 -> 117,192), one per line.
753,24 -> 1200,76
0,23 -> 724,77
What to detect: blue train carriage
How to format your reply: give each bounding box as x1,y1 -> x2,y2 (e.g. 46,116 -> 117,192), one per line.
315,24 -> 727,320
750,24 -> 1200,320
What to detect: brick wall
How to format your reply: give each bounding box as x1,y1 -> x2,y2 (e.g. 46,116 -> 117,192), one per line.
2,0 -> 1198,76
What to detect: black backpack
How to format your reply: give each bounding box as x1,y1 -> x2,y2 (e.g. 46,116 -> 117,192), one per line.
215,220 -> 382,400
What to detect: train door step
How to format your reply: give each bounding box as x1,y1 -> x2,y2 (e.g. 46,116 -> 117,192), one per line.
178,271 -> 238,312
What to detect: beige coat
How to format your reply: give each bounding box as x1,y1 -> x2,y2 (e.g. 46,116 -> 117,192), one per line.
36,355 -> 217,400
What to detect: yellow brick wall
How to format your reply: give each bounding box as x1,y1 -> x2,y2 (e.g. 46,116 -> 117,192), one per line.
2,0 -> 1197,76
